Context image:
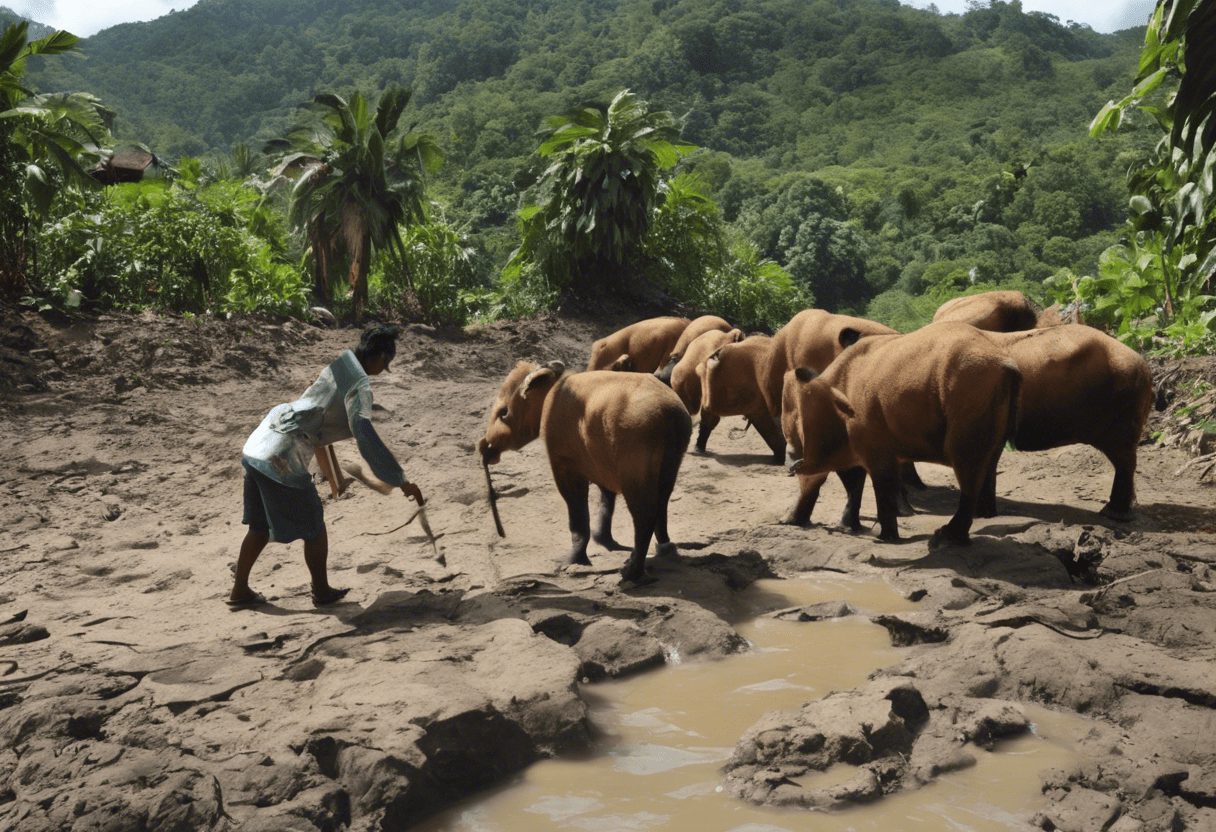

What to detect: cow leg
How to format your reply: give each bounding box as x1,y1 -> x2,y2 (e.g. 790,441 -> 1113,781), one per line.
653,490 -> 677,557
782,471 -> 829,525
871,465 -> 903,541
620,492 -> 658,583
838,466 -> 866,531
751,411 -> 787,464
695,412 -> 720,454
593,487 -> 626,550
939,451 -> 996,545
976,446 -> 1004,518
1099,445 -> 1138,521
900,462 -> 927,490
896,482 -> 917,517
554,470 -> 593,566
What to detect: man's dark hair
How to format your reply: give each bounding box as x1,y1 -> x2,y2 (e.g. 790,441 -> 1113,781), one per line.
355,323 -> 400,367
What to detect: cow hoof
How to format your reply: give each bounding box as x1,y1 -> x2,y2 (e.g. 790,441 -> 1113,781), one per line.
931,525 -> 971,547
620,570 -> 658,587
655,541 -> 678,558
1099,504 -> 1135,522
593,534 -> 626,551
564,551 -> 593,567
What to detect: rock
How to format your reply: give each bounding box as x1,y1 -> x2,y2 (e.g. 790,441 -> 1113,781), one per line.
958,700 -> 1029,749
872,614 -> 949,646
1034,786 -> 1121,832
573,618 -> 666,681
726,678 -> 929,804
773,601 -> 856,621
0,622 -> 49,646
140,656 -> 264,715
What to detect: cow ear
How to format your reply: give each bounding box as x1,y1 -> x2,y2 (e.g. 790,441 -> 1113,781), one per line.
830,386 -> 855,418
546,360 -> 566,375
522,364 -> 562,397
729,329 -> 744,343
793,366 -> 818,383
611,354 -> 635,372
838,327 -> 862,349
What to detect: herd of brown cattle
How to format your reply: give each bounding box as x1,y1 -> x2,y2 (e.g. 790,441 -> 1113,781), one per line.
477,290 -> 1156,582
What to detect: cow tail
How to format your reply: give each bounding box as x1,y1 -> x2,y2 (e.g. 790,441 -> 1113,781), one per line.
1003,358 -> 1023,450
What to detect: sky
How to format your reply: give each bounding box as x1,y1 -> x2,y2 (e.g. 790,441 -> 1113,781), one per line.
904,0 -> 1158,33
10,0 -> 1158,39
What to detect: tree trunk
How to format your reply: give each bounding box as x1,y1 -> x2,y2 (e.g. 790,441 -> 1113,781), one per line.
350,231 -> 372,318
309,221 -> 332,304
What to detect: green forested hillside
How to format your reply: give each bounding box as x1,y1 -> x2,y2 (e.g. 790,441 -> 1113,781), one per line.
21,0 -> 1161,320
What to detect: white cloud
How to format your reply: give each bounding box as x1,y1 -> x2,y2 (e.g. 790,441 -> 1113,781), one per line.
904,1 -> 1155,34
13,0 -> 1160,40
13,0 -> 199,37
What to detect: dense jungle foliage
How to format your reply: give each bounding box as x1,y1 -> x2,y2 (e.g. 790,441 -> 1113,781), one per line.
2,0 -> 1213,350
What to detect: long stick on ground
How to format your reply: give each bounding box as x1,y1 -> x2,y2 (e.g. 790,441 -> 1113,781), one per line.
483,460 -> 506,537
344,461 -> 445,565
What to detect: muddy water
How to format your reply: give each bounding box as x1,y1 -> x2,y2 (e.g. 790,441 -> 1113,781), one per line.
414,575 -> 1090,832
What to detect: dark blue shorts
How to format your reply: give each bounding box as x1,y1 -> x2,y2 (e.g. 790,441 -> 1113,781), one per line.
242,460 -> 324,543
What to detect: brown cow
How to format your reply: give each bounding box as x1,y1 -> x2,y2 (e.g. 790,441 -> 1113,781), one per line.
701,334 -> 787,461
654,315 -> 734,382
588,316 -> 690,374
700,309 -> 899,463
932,290 -> 1057,332
478,361 -> 692,582
976,325 -> 1154,520
781,322 -> 1022,543
664,328 -> 745,451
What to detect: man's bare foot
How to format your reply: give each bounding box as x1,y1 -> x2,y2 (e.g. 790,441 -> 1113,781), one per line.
226,589 -> 267,608
312,586 -> 351,606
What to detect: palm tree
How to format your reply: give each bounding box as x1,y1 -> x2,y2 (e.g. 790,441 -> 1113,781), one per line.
265,86 -> 442,317
0,23 -> 107,299
508,89 -> 695,294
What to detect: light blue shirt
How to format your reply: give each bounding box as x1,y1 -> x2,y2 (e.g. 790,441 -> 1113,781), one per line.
242,350 -> 406,490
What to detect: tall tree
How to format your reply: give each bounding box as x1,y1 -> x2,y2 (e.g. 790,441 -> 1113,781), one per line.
0,23 -> 106,300
1088,0 -> 1216,343
266,86 -> 442,317
506,89 -> 695,295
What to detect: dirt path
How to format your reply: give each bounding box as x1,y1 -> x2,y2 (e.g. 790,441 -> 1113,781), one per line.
1,308 -> 1214,831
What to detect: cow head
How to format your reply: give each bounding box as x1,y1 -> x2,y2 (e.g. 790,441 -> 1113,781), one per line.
654,351 -> 682,385
781,366 -> 855,475
478,360 -> 565,465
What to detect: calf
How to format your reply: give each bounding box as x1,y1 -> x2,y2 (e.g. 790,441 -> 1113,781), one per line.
479,362 -> 692,582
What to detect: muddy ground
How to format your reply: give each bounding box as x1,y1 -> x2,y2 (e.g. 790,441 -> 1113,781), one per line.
1,304 -> 1214,832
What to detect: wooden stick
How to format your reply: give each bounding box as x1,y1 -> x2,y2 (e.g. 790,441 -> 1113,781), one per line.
327,445 -> 348,494
484,460 -> 506,537
315,447 -> 344,499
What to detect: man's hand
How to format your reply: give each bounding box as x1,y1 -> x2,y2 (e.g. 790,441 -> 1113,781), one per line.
401,483 -> 425,505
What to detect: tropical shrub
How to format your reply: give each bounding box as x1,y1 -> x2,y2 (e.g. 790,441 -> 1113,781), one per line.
37,180 -> 308,316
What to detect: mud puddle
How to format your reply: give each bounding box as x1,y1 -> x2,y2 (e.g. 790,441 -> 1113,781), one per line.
413,575 -> 1091,831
